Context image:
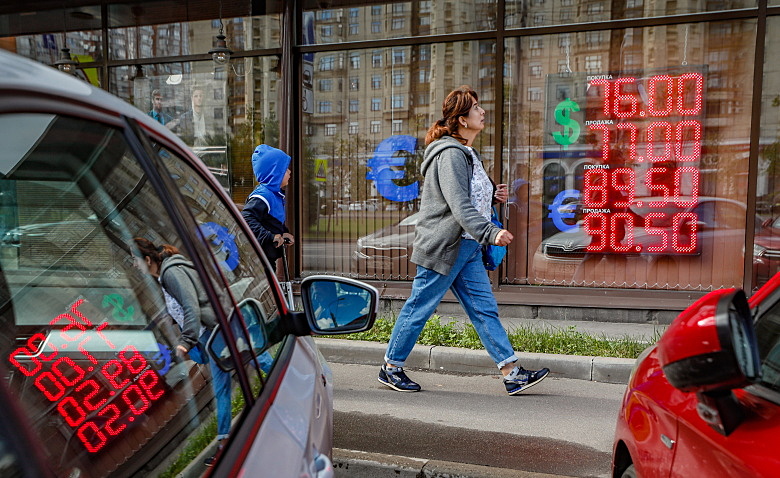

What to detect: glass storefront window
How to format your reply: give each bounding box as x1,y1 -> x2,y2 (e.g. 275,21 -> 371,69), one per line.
110,57 -> 282,206
505,20 -> 757,290
6,31 -> 103,86
302,40 -> 496,280
11,31 -> 102,63
506,0 -> 757,29
303,0 -> 497,45
107,16 -> 280,61
754,15 -> 780,291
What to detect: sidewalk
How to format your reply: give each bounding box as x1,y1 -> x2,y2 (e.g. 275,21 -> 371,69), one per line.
318,318 -> 666,477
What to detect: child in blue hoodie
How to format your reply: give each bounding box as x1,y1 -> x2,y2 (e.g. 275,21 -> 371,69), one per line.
241,144 -> 295,266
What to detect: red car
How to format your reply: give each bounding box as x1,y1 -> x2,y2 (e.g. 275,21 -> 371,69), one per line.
612,273 -> 780,477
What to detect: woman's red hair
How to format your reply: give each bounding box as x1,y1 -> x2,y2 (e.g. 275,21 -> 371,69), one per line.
424,85 -> 478,146
133,237 -> 180,268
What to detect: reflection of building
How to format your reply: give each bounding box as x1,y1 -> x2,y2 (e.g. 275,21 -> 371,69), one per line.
2,0 -> 779,314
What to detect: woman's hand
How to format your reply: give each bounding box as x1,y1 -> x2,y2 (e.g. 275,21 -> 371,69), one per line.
176,345 -> 189,359
494,229 -> 513,246
494,184 -> 509,203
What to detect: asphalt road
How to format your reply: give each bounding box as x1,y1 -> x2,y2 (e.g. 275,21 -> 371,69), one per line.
331,362 -> 626,478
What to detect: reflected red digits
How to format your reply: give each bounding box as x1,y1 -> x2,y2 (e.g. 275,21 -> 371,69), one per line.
77,421 -> 107,453
123,384 -> 151,415
51,356 -> 85,387
101,404 -> 127,435
58,396 -> 87,427
78,379 -> 108,411
101,360 -> 129,389
119,345 -> 147,374
138,370 -> 165,400
34,371 -> 66,401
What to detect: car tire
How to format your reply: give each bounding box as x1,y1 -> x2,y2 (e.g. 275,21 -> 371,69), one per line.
620,464 -> 637,478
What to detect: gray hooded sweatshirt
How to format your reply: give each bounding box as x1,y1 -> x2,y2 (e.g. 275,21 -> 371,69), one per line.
159,254 -> 217,351
410,135 -> 501,276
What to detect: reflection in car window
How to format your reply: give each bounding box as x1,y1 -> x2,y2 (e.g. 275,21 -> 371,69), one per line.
153,145 -> 281,388
755,300 -> 780,393
0,112 -> 267,477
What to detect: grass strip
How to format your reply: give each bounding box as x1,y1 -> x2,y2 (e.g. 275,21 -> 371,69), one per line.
329,315 -> 656,359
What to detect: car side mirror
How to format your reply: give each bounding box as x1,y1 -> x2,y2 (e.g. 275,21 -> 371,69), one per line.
207,298 -> 269,372
299,276 -> 378,335
657,289 -> 760,435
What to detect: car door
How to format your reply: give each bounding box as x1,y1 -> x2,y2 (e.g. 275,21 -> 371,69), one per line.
136,130 -> 337,476
667,285 -> 780,478
0,98 -> 329,478
0,108 -> 251,476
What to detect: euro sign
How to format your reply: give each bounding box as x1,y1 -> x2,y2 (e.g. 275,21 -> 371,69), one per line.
552,98 -> 581,150
199,222 -> 239,272
366,135 -> 419,202
548,189 -> 580,233
150,343 -> 172,376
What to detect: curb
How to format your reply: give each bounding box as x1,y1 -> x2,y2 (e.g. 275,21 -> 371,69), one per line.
331,448 -> 571,478
314,338 -> 635,384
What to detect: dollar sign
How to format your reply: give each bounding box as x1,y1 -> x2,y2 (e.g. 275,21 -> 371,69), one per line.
102,293 -> 135,322
552,98 -> 581,150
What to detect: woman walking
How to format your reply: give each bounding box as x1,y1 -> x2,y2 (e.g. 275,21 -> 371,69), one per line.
132,238 -> 231,464
379,86 -> 549,395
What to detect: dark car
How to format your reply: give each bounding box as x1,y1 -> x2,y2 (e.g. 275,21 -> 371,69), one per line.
0,49 -> 378,478
352,212 -> 419,278
611,276 -> 780,477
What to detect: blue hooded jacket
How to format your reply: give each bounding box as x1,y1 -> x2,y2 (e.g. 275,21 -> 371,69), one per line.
248,144 -> 290,223
242,145 -> 291,264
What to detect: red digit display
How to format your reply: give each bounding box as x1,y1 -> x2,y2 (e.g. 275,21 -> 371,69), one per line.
610,168 -> 635,208
77,421 -> 107,453
77,379 -> 108,411
6,297 -> 169,454
100,404 -> 127,436
647,75 -> 673,117
102,360 -> 130,389
647,121 -> 673,162
58,396 -> 87,427
583,68 -> 705,255
610,213 -> 635,252
35,371 -> 66,401
613,77 -> 639,118
583,168 -> 609,208
138,369 -> 165,400
676,120 -> 702,161
122,384 -> 151,415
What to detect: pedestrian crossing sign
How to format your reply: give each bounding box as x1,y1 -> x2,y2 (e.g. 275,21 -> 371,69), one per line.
315,158 -> 327,182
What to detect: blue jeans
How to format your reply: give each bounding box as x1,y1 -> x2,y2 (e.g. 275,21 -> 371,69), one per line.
199,329 -> 232,440
384,239 -> 518,370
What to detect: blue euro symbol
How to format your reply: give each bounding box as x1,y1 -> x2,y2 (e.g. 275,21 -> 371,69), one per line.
366,135 -> 419,202
149,343 -> 172,376
199,222 -> 239,271
548,190 -> 581,233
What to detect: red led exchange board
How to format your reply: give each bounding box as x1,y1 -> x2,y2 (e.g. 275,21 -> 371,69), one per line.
8,298 -> 167,453
547,67 -> 706,254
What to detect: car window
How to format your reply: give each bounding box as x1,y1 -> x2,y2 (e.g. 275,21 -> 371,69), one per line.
152,144 -> 282,386
0,112 -> 268,477
754,300 -> 780,393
